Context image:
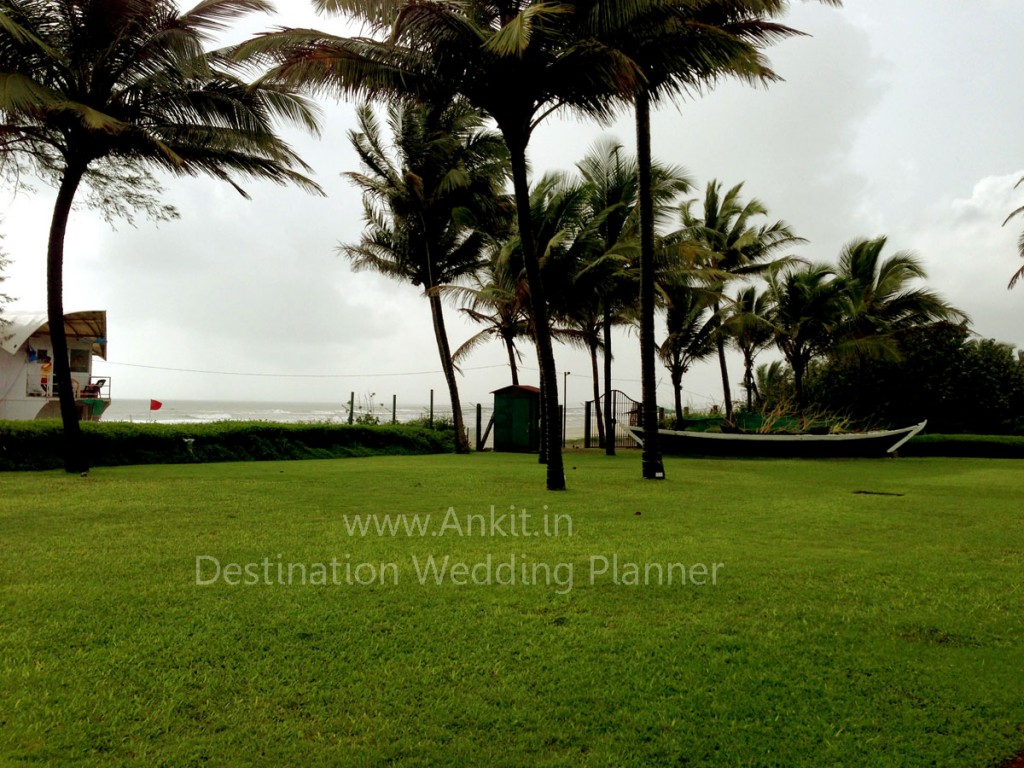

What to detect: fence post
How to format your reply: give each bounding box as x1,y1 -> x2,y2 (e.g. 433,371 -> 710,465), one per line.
429,389 -> 434,428
584,401 -> 592,449
476,403 -> 482,451
348,391 -> 355,425
392,395 -> 397,424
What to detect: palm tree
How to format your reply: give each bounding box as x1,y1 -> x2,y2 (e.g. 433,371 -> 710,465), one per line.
755,358 -> 794,411
575,139 -> 639,453
243,0 -> 653,490
765,262 -> 843,412
244,0 -> 841,484
342,100 -> 510,454
723,285 -> 774,410
512,171 -> 598,459
1003,176 -> 1024,289
676,180 -> 805,422
588,0 -> 840,477
575,138 -> 689,453
0,0 -> 320,473
523,169 -> 621,448
447,251 -> 531,386
658,279 -> 719,424
833,236 -> 967,360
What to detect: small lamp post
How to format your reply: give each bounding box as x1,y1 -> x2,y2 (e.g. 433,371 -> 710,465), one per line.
562,371 -> 570,447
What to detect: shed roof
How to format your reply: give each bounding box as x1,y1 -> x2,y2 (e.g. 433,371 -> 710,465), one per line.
491,385 -> 541,395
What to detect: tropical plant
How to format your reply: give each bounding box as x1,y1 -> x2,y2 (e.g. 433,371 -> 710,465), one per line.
755,359 -> 794,413
0,0 -> 320,472
589,0 -> 840,478
1003,175 -> 1024,289
520,170 -> 618,448
243,0 -> 657,490
342,100 -> 511,454
723,285 -> 774,410
575,137 -> 690,453
832,236 -> 967,361
676,179 -> 805,422
658,278 -> 719,424
765,262 -> 843,412
951,337 -> 1024,434
447,251 -> 531,386
496,170 -> 602,458
243,0 -> 843,484
575,139 -> 639,453
806,322 -> 1024,435
554,245 -> 629,449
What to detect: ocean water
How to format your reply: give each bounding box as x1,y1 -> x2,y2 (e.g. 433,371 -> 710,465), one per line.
104,398 -> 429,425
104,398 -> 590,439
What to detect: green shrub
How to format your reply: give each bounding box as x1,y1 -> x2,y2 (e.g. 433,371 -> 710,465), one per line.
806,323 -> 1024,434
403,413 -> 456,430
0,420 -> 455,471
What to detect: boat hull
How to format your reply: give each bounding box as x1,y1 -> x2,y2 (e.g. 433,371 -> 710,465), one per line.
627,421 -> 927,458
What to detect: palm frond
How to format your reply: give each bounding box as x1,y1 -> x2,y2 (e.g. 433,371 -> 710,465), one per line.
451,326 -> 495,363
1004,176 -> 1024,289
179,0 -> 275,35
485,3 -> 573,58
313,0 -> 405,30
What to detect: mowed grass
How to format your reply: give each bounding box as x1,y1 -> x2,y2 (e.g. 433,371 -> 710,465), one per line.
1,452 -> 1023,767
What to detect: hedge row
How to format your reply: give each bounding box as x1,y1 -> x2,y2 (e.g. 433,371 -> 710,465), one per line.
901,433 -> 1024,459
0,421 -> 456,471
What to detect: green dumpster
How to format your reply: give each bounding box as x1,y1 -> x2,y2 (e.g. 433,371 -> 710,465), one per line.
492,385 -> 540,452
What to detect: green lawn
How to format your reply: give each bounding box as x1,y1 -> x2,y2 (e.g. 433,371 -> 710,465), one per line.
1,452 -> 1022,767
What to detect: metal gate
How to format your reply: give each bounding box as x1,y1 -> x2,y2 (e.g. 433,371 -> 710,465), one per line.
584,390 -> 643,449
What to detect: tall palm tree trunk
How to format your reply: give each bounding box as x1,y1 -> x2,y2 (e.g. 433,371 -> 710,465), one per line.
716,336 -> 733,420
743,351 -> 756,411
602,306 -> 615,456
672,367 -> 684,425
504,131 -> 564,490
537,373 -> 548,463
47,161 -> 88,474
636,89 -> 665,480
589,336 -> 605,447
793,357 -> 807,416
428,290 -> 469,453
714,300 -> 734,422
504,336 -> 519,386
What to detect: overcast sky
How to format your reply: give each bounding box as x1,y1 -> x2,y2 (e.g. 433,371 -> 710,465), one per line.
2,0 -> 1022,412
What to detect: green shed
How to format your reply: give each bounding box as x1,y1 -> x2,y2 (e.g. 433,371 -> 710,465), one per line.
492,385 -> 541,452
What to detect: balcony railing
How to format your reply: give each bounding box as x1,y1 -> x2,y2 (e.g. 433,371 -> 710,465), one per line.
25,374 -> 111,400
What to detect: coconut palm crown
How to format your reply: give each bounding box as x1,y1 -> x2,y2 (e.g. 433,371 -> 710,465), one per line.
342,99 -> 511,454
765,261 -> 842,411
676,179 -> 805,421
833,236 -> 967,361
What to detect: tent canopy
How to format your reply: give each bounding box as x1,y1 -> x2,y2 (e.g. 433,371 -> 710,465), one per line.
0,310 -> 107,359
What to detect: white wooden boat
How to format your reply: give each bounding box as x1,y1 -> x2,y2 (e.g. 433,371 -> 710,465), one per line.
627,420 -> 927,458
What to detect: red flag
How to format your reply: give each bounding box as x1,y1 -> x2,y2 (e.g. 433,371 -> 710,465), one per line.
150,399 -> 163,411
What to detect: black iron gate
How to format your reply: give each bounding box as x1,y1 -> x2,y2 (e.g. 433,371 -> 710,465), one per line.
584,390 -> 643,449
